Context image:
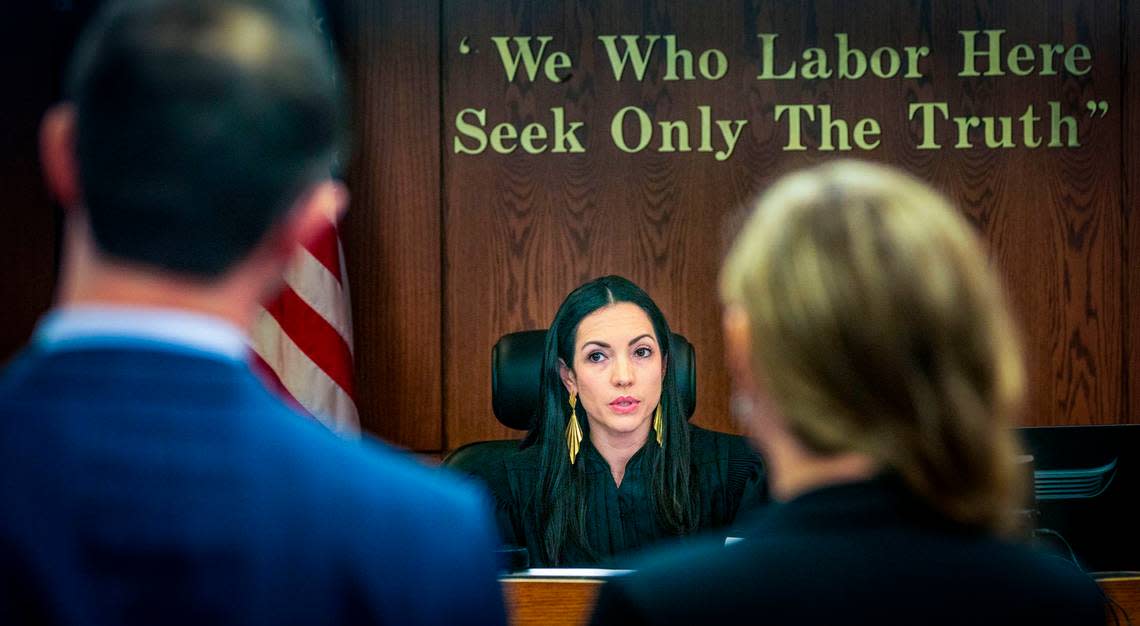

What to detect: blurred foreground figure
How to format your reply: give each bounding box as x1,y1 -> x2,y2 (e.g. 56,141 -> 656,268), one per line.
0,1 -> 504,624
589,161 -> 1104,625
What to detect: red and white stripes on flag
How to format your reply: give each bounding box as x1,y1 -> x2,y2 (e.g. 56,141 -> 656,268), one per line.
250,218 -> 360,435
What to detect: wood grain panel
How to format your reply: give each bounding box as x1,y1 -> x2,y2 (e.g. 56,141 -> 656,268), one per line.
502,579 -> 601,626
500,577 -> 1140,626
441,0 -> 1125,450
1101,577 -> 1140,625
335,0 -> 443,449
0,4 -> 73,362
0,0 -> 1133,450
1126,0 -> 1140,425
442,1 -> 762,447
930,1 -> 1123,426
0,154 -> 56,362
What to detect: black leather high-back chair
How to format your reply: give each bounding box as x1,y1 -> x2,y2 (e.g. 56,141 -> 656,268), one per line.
442,329 -> 697,475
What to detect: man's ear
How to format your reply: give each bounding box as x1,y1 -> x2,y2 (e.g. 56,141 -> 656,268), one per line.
268,179 -> 349,261
558,358 -> 577,397
40,104 -> 81,209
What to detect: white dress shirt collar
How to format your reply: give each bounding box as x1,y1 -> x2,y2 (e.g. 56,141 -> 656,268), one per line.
33,305 -> 249,362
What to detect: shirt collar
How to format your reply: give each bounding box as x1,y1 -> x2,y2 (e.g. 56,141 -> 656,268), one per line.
33,305 -> 249,362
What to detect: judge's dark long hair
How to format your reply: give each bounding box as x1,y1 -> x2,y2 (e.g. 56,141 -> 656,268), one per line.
523,275 -> 696,565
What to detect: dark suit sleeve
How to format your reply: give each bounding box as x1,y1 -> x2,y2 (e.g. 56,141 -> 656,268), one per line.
0,538 -> 53,625
589,577 -> 651,626
342,457 -> 508,626
439,492 -> 509,626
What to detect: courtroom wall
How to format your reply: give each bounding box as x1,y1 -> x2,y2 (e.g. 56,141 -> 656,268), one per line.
0,4 -> 72,360
1,1 -> 1136,453
339,0 -> 1139,452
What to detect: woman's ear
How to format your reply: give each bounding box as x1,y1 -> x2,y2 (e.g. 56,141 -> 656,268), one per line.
722,305 -> 754,395
558,358 -> 576,396
722,305 -> 788,444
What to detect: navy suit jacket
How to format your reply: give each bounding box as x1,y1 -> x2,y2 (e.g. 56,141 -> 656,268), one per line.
0,343 -> 506,625
589,474 -> 1105,626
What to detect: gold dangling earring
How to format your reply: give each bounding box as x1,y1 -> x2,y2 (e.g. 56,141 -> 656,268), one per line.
653,403 -> 664,448
566,392 -> 583,464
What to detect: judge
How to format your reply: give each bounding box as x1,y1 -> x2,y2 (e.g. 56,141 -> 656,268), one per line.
492,275 -> 766,567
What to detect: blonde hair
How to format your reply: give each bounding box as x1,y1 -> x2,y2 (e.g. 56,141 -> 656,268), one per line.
720,160 -> 1027,534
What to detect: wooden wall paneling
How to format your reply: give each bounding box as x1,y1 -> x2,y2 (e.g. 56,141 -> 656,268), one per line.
747,0 -> 1127,429
0,5 -> 71,362
1037,0 -> 1125,426
1032,0 -> 1125,426
441,1 -> 1125,450
888,1 -> 1123,426
443,1 -> 597,447
0,153 -> 56,362
742,0 -> 1123,428
442,1 -> 770,448
1127,0 -> 1140,425
336,0 -> 443,449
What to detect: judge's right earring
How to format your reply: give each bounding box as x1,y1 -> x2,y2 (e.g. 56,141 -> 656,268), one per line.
566,392 -> 583,465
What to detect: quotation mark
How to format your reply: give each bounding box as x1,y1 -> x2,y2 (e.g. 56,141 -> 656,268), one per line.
459,37 -> 472,55
1085,100 -> 1109,118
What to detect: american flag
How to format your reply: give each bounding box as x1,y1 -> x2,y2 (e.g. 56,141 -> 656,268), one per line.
248,4 -> 359,435
250,217 -> 360,435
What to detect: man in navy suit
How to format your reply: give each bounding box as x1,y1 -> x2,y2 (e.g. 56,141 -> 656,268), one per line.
0,1 -> 506,624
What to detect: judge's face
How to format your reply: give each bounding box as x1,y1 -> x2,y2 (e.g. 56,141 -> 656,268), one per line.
560,302 -> 665,445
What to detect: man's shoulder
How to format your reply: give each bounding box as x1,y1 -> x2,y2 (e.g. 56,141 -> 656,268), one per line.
259,413 -> 493,525
354,438 -> 491,515
286,430 -> 504,607
0,344 -> 492,529
0,344 -> 256,405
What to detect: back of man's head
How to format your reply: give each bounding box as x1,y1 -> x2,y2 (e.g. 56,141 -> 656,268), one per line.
65,0 -> 345,278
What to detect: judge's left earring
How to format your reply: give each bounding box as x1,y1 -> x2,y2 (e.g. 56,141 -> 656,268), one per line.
653,403 -> 664,447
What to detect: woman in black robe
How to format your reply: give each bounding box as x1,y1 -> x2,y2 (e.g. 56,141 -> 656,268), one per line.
491,275 -> 765,567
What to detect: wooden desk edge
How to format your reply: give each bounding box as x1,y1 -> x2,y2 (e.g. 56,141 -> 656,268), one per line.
502,578 -> 602,626
1099,577 -> 1140,624
502,576 -> 1138,626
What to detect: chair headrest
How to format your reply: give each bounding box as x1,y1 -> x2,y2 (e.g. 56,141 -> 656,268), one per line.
491,329 -> 697,431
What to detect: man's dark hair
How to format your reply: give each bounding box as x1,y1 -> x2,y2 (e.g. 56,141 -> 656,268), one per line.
65,0 -> 346,277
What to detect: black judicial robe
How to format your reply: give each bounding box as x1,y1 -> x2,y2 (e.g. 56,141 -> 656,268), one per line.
491,426 -> 766,568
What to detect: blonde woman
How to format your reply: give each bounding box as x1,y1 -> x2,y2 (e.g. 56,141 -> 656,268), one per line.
590,161 -> 1103,625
